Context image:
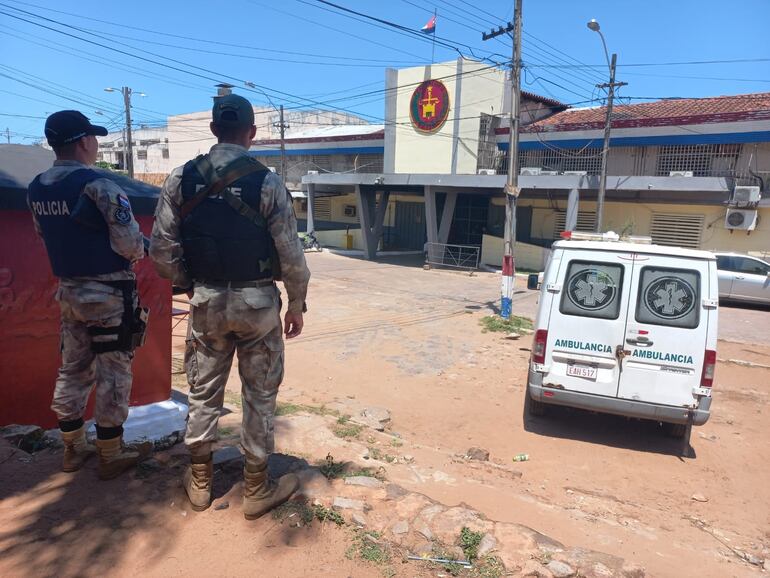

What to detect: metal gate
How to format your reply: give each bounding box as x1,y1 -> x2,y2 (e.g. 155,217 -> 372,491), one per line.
387,201 -> 426,251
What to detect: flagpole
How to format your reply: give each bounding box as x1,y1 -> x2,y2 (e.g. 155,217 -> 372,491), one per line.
431,9 -> 436,63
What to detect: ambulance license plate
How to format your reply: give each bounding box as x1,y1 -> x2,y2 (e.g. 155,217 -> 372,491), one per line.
567,364 -> 597,380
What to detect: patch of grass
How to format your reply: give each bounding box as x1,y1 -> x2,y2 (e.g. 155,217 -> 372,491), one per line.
459,527 -> 484,562
473,556 -> 505,578
479,315 -> 533,334
333,422 -> 363,439
272,500 -> 314,526
276,402 -> 340,418
344,466 -> 387,481
319,453 -> 348,479
347,530 -> 390,566
223,391 -> 242,408
430,545 -> 467,576
312,504 -> 345,526
389,438 -> 403,448
367,446 -> 396,463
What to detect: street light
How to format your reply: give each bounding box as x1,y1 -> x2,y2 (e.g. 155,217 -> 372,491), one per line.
586,19 -> 626,233
104,86 -> 145,178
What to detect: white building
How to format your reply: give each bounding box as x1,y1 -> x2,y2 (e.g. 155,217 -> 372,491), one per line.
96,126 -> 169,184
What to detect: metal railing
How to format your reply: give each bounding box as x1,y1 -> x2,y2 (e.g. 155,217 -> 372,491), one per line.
424,243 -> 480,273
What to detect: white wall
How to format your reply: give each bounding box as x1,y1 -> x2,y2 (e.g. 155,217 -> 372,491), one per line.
390,59 -> 506,175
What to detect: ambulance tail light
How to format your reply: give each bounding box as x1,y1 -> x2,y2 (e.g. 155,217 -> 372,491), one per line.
532,329 -> 548,364
701,350 -> 716,388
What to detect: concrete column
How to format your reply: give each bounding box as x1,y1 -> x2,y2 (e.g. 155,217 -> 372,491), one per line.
355,186 -> 390,260
565,188 -> 579,232
306,183 -> 315,234
437,192 -> 457,245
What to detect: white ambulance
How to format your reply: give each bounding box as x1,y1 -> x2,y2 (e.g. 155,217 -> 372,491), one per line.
525,232 -> 718,442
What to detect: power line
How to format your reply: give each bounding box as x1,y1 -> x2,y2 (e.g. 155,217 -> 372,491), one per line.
526,58 -> 770,69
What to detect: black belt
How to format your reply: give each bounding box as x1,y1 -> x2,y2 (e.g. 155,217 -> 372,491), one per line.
197,279 -> 274,288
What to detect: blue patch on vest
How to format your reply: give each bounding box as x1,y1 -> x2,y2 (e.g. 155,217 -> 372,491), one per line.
114,207 -> 131,224
117,194 -> 131,209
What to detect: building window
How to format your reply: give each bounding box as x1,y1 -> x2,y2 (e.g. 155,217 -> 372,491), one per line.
162,148 -> 169,159
553,211 -> 597,238
516,147 -> 603,175
477,113 -> 501,173
353,154 -> 383,173
313,197 -> 332,221
137,149 -> 148,160
655,144 -> 741,177
649,213 -> 704,249
96,152 -> 103,161
310,155 -> 332,173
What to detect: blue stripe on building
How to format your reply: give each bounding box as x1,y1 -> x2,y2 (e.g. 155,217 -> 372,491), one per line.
250,146 -> 384,157
497,130 -> 770,151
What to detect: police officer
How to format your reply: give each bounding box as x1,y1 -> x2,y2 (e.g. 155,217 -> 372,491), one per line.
27,110 -> 150,479
150,94 -> 310,518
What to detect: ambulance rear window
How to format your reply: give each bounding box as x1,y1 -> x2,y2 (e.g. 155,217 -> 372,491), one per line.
635,266 -> 700,329
560,261 -> 624,320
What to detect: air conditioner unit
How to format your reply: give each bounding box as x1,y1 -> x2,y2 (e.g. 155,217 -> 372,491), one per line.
520,167 -> 541,176
732,185 -> 761,207
307,170 -> 319,175
477,169 -> 496,175
267,166 -> 277,173
669,171 -> 694,177
563,171 -> 588,176
344,205 -> 357,217
541,170 -> 559,176
724,208 -> 758,231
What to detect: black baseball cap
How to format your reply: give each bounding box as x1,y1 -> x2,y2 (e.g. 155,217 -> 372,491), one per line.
45,110 -> 108,147
212,94 -> 255,127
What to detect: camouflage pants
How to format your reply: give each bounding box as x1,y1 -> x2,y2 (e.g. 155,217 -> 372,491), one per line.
184,284 -> 284,463
52,281 -> 135,428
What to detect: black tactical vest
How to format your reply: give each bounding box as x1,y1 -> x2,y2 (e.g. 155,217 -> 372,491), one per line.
27,169 -> 130,277
180,157 -> 272,281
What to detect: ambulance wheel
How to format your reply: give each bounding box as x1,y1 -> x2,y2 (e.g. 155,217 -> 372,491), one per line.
525,388 -> 546,417
663,422 -> 687,438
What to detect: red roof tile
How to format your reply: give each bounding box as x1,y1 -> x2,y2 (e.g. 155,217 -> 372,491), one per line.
518,92 -> 770,133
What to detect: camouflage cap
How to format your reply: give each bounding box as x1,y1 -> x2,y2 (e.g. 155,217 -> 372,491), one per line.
212,94 -> 255,128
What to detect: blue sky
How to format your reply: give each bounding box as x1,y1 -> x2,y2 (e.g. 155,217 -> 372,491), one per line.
1,0 -> 768,143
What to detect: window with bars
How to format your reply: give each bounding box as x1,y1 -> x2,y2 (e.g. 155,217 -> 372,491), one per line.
310,155 -> 332,173
136,149 -> 148,160
477,113 -> 501,172
313,197 -> 332,221
655,144 -> 741,177
353,153 -> 383,173
649,213 -> 704,249
553,211 -> 597,238
519,148 -> 603,174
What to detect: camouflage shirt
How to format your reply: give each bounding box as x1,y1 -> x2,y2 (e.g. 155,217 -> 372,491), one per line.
30,160 -> 144,284
150,143 -> 310,314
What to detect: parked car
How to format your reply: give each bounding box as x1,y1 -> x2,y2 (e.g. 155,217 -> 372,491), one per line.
714,253 -> 770,305
525,232 -> 717,449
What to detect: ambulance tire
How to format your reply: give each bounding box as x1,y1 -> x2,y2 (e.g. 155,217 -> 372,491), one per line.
524,388 -> 546,417
663,422 -> 687,438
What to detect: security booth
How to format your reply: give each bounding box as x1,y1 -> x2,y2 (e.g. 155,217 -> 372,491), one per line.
0,144 -> 173,430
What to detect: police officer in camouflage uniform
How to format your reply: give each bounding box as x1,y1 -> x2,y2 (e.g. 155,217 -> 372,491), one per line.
150,94 -> 310,518
27,110 -> 150,480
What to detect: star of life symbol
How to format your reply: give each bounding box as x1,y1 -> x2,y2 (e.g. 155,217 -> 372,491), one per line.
646,277 -> 695,319
568,269 -> 615,311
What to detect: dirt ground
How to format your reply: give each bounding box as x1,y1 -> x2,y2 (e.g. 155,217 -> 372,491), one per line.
1,251 -> 769,578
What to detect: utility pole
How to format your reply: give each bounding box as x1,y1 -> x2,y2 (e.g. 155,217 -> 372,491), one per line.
121,87 -> 134,179
5,128 -> 10,144
483,0 -> 522,319
273,105 -> 289,187
594,54 -> 626,232
105,86 -> 141,179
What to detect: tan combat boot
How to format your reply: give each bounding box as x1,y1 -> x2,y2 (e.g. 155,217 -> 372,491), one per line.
60,425 -> 96,472
183,456 -> 213,511
95,436 -> 152,480
242,454 -> 299,520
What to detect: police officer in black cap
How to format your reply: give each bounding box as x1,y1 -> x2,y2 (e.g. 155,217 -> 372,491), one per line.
27,110 -> 150,480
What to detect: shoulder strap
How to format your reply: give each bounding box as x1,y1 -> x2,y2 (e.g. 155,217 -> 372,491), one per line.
180,155 -> 267,219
